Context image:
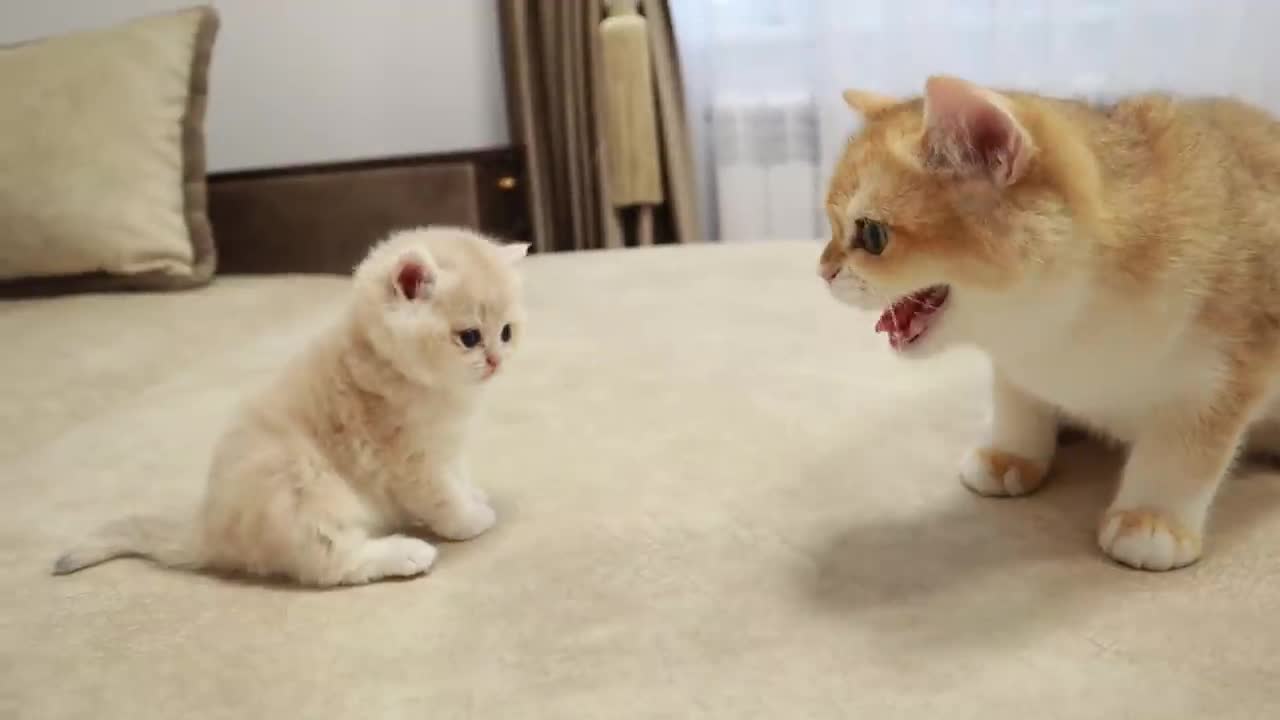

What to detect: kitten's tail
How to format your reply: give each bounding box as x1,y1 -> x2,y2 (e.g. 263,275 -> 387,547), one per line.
52,515 -> 203,576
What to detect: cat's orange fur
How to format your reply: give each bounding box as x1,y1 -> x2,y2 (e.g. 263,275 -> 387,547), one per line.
819,75 -> 1280,571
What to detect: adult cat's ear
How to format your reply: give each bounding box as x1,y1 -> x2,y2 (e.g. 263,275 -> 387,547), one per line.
392,252 -> 435,301
497,242 -> 530,264
921,75 -> 1034,187
841,89 -> 897,118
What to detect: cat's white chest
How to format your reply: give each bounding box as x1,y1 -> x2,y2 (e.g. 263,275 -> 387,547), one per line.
1000,345 -> 1164,439
980,291 -> 1211,442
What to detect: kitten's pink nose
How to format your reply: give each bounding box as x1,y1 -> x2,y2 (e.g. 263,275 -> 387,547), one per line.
819,264 -> 839,282
485,354 -> 500,371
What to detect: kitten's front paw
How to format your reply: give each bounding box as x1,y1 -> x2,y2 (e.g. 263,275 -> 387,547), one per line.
344,535 -> 437,585
959,447 -> 1048,497
1098,509 -> 1202,571
432,499 -> 497,541
387,537 -> 439,577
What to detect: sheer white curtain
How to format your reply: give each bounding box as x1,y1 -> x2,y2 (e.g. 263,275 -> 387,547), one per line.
672,0 -> 1280,243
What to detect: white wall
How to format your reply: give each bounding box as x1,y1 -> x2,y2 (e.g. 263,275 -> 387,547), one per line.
0,1 -> 511,171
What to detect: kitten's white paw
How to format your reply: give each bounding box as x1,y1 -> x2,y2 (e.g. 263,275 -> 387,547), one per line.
959,447 -> 1047,497
1098,509 -> 1202,572
468,483 -> 490,506
433,499 -> 496,541
381,536 -> 438,578
338,536 -> 437,585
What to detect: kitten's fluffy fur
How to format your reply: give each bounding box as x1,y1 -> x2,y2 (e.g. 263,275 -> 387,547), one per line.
819,76 -> 1280,571
54,226 -> 528,586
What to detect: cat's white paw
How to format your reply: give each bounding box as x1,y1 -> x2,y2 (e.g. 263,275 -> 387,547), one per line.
380,536 -> 438,578
1095,507 -> 1203,568
432,499 -> 496,541
959,447 -> 1048,497
468,483 -> 490,507
1098,509 -> 1202,572
337,536 -> 437,585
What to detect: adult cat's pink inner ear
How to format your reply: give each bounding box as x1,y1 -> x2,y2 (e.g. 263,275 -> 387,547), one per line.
394,258 -> 432,300
922,75 -> 1033,185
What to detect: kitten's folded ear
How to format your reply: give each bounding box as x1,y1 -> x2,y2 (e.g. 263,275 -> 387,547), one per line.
497,242 -> 531,264
921,75 -> 1035,187
392,252 -> 436,302
841,89 -> 897,117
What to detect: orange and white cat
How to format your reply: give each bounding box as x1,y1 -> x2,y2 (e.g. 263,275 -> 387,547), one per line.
818,75 -> 1280,571
54,226 -> 528,586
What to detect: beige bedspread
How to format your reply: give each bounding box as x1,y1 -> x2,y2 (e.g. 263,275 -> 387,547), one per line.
2,240 -> 1278,718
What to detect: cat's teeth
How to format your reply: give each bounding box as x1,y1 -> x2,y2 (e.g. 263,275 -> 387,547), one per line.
908,314 -> 928,339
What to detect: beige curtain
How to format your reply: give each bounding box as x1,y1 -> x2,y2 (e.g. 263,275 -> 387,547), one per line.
499,0 -> 701,253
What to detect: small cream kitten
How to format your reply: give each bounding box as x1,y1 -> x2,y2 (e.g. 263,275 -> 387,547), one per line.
54,226 -> 528,586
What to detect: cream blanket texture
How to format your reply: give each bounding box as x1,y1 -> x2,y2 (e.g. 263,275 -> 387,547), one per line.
2,242 -> 1278,718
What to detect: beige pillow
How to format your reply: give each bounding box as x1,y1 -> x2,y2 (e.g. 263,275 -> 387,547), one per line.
0,6 -> 219,295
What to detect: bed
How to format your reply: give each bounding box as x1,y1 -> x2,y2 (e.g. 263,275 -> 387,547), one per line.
3,239 -> 1279,718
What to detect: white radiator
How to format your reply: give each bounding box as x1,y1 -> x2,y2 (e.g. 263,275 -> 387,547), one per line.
711,93 -> 821,243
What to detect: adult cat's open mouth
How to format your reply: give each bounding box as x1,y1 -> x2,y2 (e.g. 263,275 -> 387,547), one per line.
875,285 -> 950,350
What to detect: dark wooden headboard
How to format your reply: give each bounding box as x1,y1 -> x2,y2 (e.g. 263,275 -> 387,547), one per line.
207,146 -> 530,276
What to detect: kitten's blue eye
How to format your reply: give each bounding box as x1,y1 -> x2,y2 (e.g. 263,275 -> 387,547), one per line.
458,329 -> 482,348
500,324 -> 513,343
855,218 -> 889,256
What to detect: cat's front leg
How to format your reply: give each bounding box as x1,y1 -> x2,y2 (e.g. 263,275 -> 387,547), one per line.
960,369 -> 1058,497
400,460 -> 496,542
1099,389 -> 1256,571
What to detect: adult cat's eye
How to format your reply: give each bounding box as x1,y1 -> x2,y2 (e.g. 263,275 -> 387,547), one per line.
458,328 -> 482,348
500,324 -> 513,343
854,218 -> 889,256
